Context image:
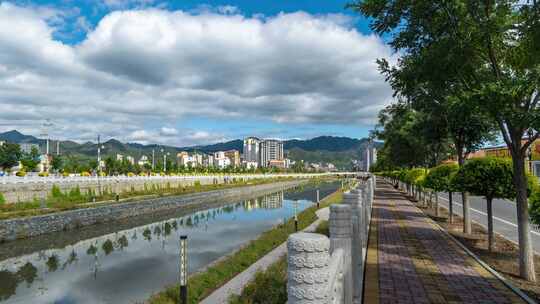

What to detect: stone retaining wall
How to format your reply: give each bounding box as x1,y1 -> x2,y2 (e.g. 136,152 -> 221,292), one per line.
0,176 -> 232,204
0,180 -> 304,242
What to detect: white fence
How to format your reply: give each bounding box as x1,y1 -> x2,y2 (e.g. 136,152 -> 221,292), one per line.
0,172 -> 361,185
287,174 -> 375,304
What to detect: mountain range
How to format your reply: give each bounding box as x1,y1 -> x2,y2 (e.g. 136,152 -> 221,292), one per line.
0,130 -> 380,169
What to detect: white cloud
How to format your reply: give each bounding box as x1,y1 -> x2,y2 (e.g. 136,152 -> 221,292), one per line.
0,2 -> 395,146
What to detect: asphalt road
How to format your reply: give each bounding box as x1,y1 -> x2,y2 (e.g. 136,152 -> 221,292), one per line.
435,192 -> 540,253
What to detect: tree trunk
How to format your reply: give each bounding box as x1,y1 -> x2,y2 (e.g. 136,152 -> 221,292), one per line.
512,150 -> 536,282
434,192 -> 439,217
457,151 -> 471,234
448,192 -> 453,224
487,197 -> 494,252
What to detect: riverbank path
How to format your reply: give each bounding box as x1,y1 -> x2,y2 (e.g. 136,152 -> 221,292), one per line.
363,181 -> 525,304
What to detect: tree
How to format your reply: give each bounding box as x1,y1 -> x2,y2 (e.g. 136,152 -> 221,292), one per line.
0,143 -> 21,171
453,158 -> 516,252
20,146 -> 40,172
424,164 -> 459,221
373,104 -> 451,169
51,156 -> 63,172
351,0 -> 540,281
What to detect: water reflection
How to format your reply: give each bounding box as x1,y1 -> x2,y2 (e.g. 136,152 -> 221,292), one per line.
0,182 -> 339,304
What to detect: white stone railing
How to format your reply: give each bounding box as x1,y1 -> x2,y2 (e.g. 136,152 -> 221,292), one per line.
287,174 -> 375,304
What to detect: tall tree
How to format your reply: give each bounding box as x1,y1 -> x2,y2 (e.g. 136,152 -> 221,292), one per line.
352,0 -> 540,281
0,143 -> 22,171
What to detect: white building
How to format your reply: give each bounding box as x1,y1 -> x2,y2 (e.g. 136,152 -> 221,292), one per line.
244,161 -> 258,169
214,151 -> 232,169
138,155 -> 150,166
116,154 -> 124,162
243,137 -> 261,164
126,156 -> 135,165
260,139 -> 284,167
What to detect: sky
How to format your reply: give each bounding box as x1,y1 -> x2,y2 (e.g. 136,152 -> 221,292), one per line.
0,0 -> 396,147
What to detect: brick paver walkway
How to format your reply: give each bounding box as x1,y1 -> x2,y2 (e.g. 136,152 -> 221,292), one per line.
363,181 -> 525,304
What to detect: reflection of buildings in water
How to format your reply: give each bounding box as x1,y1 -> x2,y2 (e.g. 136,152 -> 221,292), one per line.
242,192 -> 283,210
262,191 -> 284,209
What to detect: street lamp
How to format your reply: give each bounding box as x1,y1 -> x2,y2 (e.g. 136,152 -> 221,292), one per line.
164,152 -> 170,172
179,235 -> 188,304
294,200 -> 298,232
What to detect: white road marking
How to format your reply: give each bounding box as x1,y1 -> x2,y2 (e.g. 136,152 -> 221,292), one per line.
437,195 -> 540,237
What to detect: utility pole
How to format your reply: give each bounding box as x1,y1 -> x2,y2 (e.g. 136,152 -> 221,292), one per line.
97,135 -> 102,174
152,149 -> 155,171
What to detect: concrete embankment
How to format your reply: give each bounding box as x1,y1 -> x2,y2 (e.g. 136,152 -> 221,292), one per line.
0,180 -> 304,242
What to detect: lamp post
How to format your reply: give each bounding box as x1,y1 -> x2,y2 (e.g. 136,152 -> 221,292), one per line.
97,135 -> 105,198
179,235 -> 188,304
316,189 -> 320,209
294,200 -> 298,232
161,148 -> 165,172
164,152 -> 170,172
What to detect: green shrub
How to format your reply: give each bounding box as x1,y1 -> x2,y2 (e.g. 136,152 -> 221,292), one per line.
229,258 -> 287,304
424,163 -> 458,192
530,191 -> 540,224
51,185 -> 63,198
0,192 -> 5,205
68,186 -> 83,201
453,157 -> 516,251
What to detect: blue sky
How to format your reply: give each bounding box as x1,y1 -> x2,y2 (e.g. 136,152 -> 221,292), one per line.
0,0 -> 394,146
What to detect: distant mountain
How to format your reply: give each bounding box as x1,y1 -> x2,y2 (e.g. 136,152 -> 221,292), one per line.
0,130 -> 380,169
182,139 -> 244,153
0,130 -> 40,143
285,136 -> 367,152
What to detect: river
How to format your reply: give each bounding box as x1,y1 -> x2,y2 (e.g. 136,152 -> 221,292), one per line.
0,181 -> 339,304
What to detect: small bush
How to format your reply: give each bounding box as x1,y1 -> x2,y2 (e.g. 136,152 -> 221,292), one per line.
16,170 -> 26,177
0,192 -> 5,205
229,258 -> 287,304
530,190 -> 540,224
62,172 -> 70,177
68,186 -> 83,201
51,185 -> 63,198
80,171 -> 91,177
38,172 -> 49,177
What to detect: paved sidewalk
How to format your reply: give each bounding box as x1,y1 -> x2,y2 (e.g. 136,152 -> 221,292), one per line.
200,207 -> 330,303
364,181 -> 525,304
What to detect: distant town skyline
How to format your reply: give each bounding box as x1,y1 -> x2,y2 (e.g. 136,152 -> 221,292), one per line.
0,1 -> 395,146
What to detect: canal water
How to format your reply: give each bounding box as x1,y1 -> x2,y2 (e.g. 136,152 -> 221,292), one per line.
0,181 -> 339,304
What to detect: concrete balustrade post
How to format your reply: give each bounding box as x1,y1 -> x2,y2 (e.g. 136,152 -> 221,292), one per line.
330,205 -> 353,304
287,232 -> 330,304
344,190 -> 363,302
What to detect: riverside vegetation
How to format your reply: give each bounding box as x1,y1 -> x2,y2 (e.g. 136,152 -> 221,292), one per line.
0,176 -> 307,220
147,188 -> 343,304
228,220 -> 331,304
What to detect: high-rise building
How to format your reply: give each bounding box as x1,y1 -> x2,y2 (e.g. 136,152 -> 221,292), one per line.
364,146 -> 377,172
260,139 -> 284,167
243,137 -> 261,164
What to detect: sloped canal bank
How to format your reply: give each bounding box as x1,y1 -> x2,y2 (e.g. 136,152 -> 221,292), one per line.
0,181 -> 340,304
